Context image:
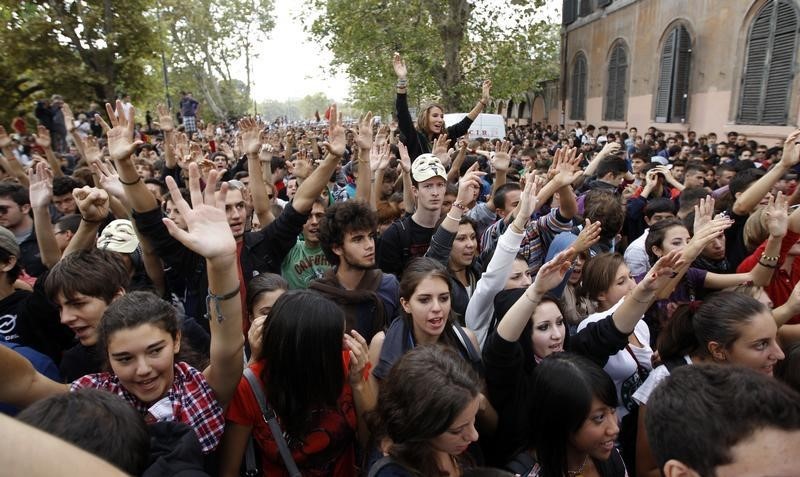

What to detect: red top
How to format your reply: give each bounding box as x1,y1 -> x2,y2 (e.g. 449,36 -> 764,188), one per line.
738,231 -> 800,324
225,355 -> 358,477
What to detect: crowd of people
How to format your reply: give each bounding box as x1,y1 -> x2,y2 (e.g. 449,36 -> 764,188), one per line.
1,51 -> 800,476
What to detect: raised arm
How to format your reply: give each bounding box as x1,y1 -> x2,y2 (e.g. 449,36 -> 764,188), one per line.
162,164 -> 243,407
466,80 -> 492,121
447,140 -> 468,184
97,101 -> 157,214
239,118 -> 272,227
354,112 -> 374,203
33,126 -> 65,178
28,164 -> 61,269
496,248 -> 575,343
487,141 -> 510,210
0,126 -> 30,186
581,141 -> 621,180
370,143 -> 391,211
293,105 -> 347,214
611,251 -> 683,334
63,186 -> 110,256
733,130 -> 800,215
398,141 -> 415,214
0,344 -> 67,408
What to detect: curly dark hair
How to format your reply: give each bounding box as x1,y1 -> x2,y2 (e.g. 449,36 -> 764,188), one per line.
318,200 -> 377,266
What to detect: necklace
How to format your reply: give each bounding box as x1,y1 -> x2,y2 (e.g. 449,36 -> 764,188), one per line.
567,455 -> 588,477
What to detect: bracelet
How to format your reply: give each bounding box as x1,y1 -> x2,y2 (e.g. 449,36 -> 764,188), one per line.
396,78 -> 408,88
446,213 -> 461,222
522,292 -> 540,305
452,201 -> 467,211
479,99 -> 487,107
758,260 -> 778,269
204,282 -> 241,324
629,293 -> 655,304
81,216 -> 103,224
119,175 -> 142,186
760,253 -> 779,262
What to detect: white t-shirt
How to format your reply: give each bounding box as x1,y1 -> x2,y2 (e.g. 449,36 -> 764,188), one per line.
578,300 -> 653,421
632,355 -> 693,405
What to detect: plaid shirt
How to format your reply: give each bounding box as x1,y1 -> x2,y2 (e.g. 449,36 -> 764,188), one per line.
71,361 -> 224,453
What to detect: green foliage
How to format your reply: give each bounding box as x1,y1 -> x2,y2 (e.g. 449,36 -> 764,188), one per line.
305,0 -> 559,115
0,0 -> 276,125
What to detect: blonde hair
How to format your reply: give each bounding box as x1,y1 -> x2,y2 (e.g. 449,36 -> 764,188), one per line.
743,207 -> 769,252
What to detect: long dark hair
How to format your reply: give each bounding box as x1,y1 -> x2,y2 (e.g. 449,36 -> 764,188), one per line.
657,291 -> 767,361
528,353 -> 618,477
370,345 -> 481,476
399,257 -> 462,350
259,290 -> 345,439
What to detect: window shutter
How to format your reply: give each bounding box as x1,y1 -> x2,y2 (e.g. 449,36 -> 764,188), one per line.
579,0 -> 593,17
614,48 -> 627,120
570,55 -> 587,119
564,0 -> 577,25
605,48 -> 619,120
671,26 -> 692,121
577,56 -> 587,119
655,29 -> 677,122
598,0 -> 612,7
762,0 -> 798,124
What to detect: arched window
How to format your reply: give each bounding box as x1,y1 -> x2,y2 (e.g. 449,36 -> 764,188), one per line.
738,0 -> 799,125
604,43 -> 628,121
570,53 -> 587,120
655,25 -> 691,123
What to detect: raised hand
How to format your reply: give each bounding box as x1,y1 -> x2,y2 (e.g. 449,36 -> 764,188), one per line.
492,141 -> 511,173
392,52 -> 407,79
780,129 -> 800,169
764,191 -> 789,238
156,103 -> 174,132
355,111 -> 374,150
432,133 -> 451,164
599,141 -> 621,157
0,126 -> 11,149
397,141 -> 412,173
481,79 -> 492,103
374,124 -> 390,147
162,163 -> 237,262
455,162 -> 486,205
322,105 -> 346,157
258,143 -> 274,163
238,117 -> 262,155
345,330 -> 370,385
574,219 -> 601,253
27,162 -> 53,208
83,136 -> 103,165
532,248 -> 576,295
219,142 -> 235,161
370,142 -> 391,173
97,100 -> 143,162
73,186 -> 110,222
638,250 -> 684,294
693,195 -> 715,232
513,171 -> 539,228
34,125 -> 52,150
62,103 -> 76,132
685,216 -> 734,260
91,160 -> 125,201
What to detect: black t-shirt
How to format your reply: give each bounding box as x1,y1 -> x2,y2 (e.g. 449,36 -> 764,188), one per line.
724,207 -> 749,270
0,289 -> 32,346
60,344 -> 103,383
377,215 -> 436,278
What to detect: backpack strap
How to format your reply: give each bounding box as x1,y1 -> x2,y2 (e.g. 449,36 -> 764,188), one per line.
243,368 -> 301,477
505,451 -> 537,475
452,324 -> 481,368
398,216 -> 412,268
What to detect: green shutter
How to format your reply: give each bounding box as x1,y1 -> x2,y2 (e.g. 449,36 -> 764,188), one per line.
614,48 -> 627,120
598,0 -> 612,7
605,47 -> 619,120
670,26 -> 692,121
564,0 -> 577,25
571,54 -> 587,119
739,0 -> 799,125
655,28 -> 677,122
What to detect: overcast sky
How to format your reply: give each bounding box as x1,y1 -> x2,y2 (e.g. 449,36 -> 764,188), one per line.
237,0 -> 560,103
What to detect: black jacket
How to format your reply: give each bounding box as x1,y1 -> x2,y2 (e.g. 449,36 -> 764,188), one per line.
395,93 -> 473,161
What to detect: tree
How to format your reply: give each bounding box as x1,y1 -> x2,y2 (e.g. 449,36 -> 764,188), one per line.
159,0 -> 275,119
306,0 -> 559,114
0,0 -> 162,123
